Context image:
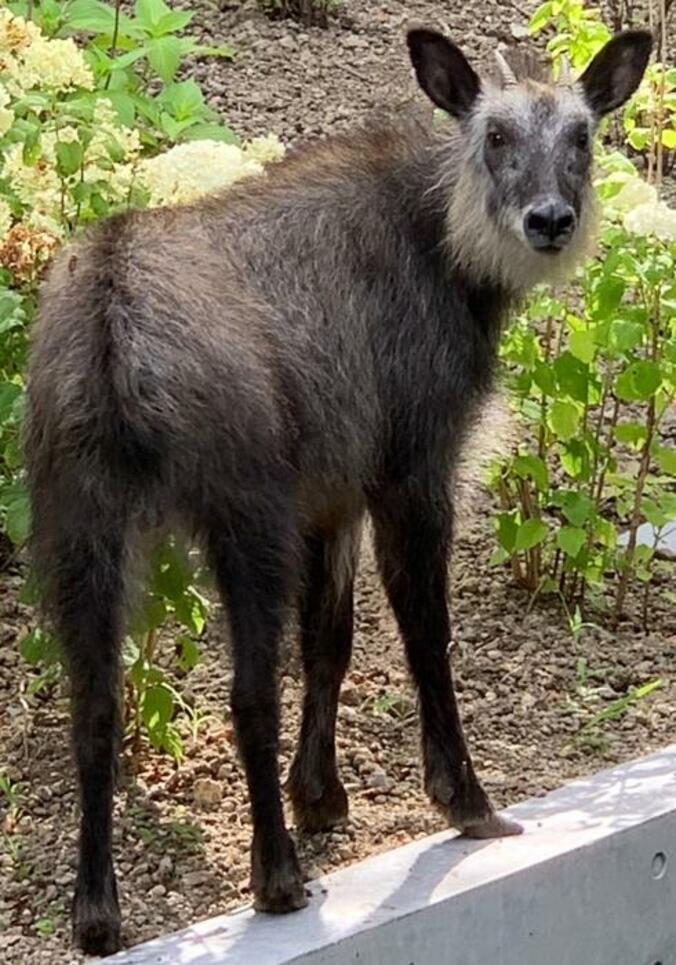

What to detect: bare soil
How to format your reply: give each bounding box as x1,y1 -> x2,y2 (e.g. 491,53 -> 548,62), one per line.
1,1 -> 675,962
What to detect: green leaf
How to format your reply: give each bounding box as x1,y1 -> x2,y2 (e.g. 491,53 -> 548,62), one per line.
176,635 -> 200,672
514,518 -> 549,552
22,127 -> 41,165
154,8 -> 194,34
174,588 -> 206,636
104,91 -> 136,127
615,422 -> 647,447
66,0 -> 128,32
489,546 -> 510,566
0,383 -> 22,424
150,541 -> 192,602
615,360 -> 661,402
90,192 -> 110,217
55,139 -> 83,178
130,594 -> 167,636
610,319 -> 645,353
557,524 -> 587,557
160,725 -> 184,762
158,112 -> 194,140
661,129 -> 676,149
496,511 -> 518,553
654,445 -> 676,475
529,1 -> 554,33
532,360 -> 557,396
592,276 -> 625,318
556,490 -> 594,527
71,181 -> 92,206
548,399 -> 580,441
182,123 -> 239,144
569,329 -> 595,364
513,454 -> 549,492
146,35 -> 182,84
598,150 -> 637,175
595,517 -> 616,548
0,291 -> 26,333
19,627 -> 62,667
134,0 -> 172,32
559,439 -> 592,481
642,498 -> 670,529
108,47 -> 146,71
5,491 -> 31,545
142,684 -> 174,729
159,79 -> 205,120
554,351 -> 590,403
627,127 -> 650,150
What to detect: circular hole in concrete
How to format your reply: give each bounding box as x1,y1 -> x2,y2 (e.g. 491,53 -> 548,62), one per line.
652,852 -> 667,880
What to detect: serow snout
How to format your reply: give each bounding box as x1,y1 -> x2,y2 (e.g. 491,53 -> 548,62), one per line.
523,200 -> 576,253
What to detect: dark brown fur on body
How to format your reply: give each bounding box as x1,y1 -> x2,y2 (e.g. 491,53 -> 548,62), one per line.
25,29 -> 651,956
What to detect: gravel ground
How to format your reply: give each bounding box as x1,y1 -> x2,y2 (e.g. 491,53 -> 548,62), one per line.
1,0 -> 675,961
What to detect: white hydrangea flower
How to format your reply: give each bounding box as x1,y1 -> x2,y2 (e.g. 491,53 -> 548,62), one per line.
242,133 -> 285,166
55,125 -> 80,144
0,83 -> 13,137
0,197 -> 12,241
139,140 -> 264,207
608,176 -> 657,214
89,99 -> 141,165
13,36 -> 93,91
25,208 -> 65,240
82,161 -> 138,205
2,142 -> 61,216
624,201 -> 676,242
0,9 -> 40,55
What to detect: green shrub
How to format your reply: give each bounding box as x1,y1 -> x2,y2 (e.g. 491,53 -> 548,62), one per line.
488,1 -> 676,622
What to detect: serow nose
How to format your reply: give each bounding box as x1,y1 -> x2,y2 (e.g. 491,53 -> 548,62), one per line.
524,200 -> 576,252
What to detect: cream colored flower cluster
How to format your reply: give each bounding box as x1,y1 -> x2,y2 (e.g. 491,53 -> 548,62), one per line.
0,84 -> 13,137
0,9 -> 92,94
0,11 -> 133,248
139,135 -> 285,207
602,171 -> 676,243
0,8 -> 40,57
1,103 -> 142,239
624,199 -> 676,242
0,197 -> 11,238
0,7 -> 286,277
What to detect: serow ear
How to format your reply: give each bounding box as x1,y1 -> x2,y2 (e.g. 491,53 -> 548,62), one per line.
578,30 -> 652,117
407,29 -> 481,119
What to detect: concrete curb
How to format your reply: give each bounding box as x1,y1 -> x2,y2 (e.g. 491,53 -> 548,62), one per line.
110,745 -> 676,964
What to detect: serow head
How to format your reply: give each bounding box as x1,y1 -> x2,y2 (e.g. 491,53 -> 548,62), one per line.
407,27 -> 652,281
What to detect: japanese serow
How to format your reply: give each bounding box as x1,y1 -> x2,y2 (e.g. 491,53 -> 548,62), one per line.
25,28 -> 651,955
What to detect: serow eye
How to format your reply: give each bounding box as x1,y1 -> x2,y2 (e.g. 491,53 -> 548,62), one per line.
487,130 -> 506,149
576,128 -> 589,150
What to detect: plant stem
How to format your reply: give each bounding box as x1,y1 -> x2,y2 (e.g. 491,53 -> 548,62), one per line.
144,627 -> 158,663
594,396 -> 620,506
518,478 -> 540,590
655,0 -> 667,190
104,0 -> 123,91
613,282 -> 660,619
499,475 -> 525,585
538,310 -> 555,461
589,375 -> 610,501
641,576 -> 651,630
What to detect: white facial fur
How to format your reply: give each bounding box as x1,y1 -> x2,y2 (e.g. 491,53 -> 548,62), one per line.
444,81 -> 601,292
